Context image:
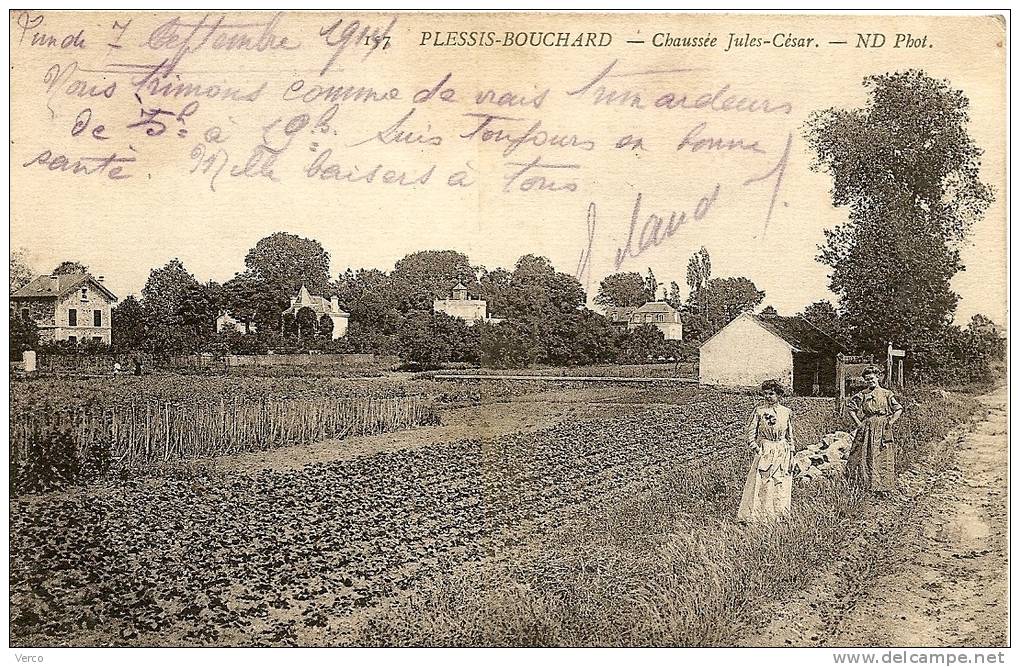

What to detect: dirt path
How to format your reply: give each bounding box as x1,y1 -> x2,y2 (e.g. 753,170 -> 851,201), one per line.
745,385 -> 1007,647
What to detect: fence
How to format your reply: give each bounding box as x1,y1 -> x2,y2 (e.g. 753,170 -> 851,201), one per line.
10,395 -> 438,490
34,352 -> 155,375
835,346 -> 908,415
166,354 -> 227,370
225,353 -> 393,367
165,353 -> 400,369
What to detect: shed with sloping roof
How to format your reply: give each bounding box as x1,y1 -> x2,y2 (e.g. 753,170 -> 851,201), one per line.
698,311 -> 846,396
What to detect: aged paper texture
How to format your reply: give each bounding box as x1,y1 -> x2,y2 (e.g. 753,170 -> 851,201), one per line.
9,11 -> 1008,650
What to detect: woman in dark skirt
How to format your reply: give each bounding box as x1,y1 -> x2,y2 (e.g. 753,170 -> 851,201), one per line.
845,366 -> 904,493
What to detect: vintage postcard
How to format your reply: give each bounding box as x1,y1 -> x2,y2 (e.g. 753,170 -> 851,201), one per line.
8,10 -> 1008,655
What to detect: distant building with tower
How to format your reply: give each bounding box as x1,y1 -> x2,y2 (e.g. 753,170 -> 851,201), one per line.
433,282 -> 502,326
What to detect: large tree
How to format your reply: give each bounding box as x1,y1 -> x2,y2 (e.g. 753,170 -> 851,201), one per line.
683,276 -> 765,342
538,310 -> 618,366
226,232 -> 333,333
10,249 -> 34,291
505,254 -> 586,320
334,267 -> 401,353
665,280 -> 684,311
223,271 -> 289,331
797,299 -> 850,346
244,232 -> 332,296
388,250 -> 476,313
111,295 -> 148,350
682,246 -> 714,339
804,70 -> 993,360
140,259 -> 201,355
142,259 -> 199,317
478,266 -> 512,317
397,311 -> 474,369
644,268 -> 659,301
177,282 -> 223,342
595,272 -> 651,308
52,260 -> 89,275
686,247 -> 712,300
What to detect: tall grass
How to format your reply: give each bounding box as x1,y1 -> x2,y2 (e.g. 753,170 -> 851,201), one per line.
10,395 -> 438,495
355,389 -> 978,647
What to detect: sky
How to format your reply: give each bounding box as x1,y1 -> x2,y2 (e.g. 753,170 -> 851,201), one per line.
9,12 -> 1007,325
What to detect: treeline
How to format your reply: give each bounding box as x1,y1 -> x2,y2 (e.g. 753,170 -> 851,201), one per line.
14,237 -> 747,369
10,200 -> 1005,380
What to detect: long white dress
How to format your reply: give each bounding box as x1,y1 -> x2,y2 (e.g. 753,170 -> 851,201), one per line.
737,404 -> 794,523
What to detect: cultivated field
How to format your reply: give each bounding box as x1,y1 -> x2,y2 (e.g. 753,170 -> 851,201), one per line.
8,373 -> 977,647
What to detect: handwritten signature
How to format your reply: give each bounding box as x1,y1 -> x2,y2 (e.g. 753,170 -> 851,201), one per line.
601,131 -> 791,271
614,187 -> 721,271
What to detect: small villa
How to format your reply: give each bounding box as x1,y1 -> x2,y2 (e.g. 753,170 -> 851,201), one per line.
604,301 -> 683,341
280,285 -> 350,339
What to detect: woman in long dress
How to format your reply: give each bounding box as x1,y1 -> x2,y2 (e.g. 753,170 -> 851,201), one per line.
737,379 -> 795,523
845,365 -> 904,493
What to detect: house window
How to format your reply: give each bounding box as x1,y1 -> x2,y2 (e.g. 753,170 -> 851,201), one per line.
68,308 -> 77,327
94,310 -> 102,327
93,336 -> 102,343
657,314 -> 664,322
81,287 -> 88,301
68,336 -> 77,344
20,308 -> 29,320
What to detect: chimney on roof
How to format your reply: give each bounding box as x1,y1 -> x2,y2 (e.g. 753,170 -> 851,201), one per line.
330,295 -> 339,312
49,275 -> 60,292
97,276 -> 105,283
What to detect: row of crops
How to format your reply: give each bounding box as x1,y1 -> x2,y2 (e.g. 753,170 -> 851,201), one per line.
10,390 -> 816,646
10,375 -> 435,412
9,395 -> 439,495
8,373 -> 717,496
9,373 -> 688,414
8,372 -> 476,496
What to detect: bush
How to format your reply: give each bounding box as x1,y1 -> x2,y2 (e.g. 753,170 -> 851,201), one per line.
909,322 -> 1006,386
617,324 -> 666,363
537,311 -> 619,366
12,427 -> 84,495
397,312 -> 468,370
10,314 -> 39,357
480,321 -> 540,369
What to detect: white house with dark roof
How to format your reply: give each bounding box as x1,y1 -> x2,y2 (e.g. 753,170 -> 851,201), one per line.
11,273 -> 118,345
280,285 -> 349,339
215,311 -> 257,335
699,311 -> 847,396
604,301 -> 683,340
